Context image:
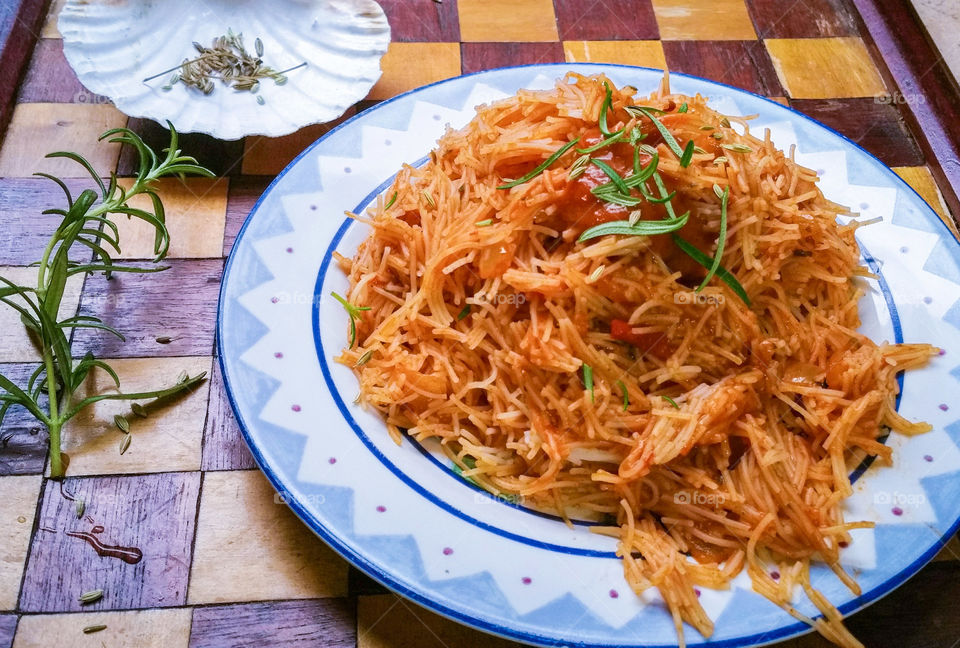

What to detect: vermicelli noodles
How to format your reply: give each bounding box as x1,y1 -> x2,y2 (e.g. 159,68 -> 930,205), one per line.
333,72 -> 936,647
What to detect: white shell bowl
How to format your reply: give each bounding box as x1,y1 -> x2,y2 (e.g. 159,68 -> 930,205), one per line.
59,0 -> 391,140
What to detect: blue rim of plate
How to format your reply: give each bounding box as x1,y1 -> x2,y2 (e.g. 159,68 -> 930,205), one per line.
217,63 -> 960,648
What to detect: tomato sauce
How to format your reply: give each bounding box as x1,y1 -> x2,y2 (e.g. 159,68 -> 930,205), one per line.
553,127 -> 716,283
610,318 -> 672,360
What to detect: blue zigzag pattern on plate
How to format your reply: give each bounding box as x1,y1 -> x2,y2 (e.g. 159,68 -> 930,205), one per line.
218,64 -> 960,647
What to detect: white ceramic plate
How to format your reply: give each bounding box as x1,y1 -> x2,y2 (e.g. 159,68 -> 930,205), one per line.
60,0 -> 389,140
217,64 -> 960,647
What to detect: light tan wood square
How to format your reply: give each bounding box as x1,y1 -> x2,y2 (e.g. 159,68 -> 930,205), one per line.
0,475 -> 42,610
188,470 -> 348,604
458,0 -> 559,42
563,41 -> 667,69
56,356 -> 211,476
0,104 -> 127,178
109,178 -> 228,259
13,608 -> 191,648
651,0 -> 757,40
368,43 -> 461,100
765,38 -> 887,99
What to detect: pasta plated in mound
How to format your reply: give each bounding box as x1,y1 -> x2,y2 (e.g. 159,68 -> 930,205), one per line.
332,72 -> 938,648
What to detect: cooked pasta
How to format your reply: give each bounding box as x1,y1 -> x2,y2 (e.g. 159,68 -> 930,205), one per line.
333,72 -> 936,647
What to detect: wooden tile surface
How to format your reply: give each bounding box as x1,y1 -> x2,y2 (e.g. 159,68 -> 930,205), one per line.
562,40 -> 667,69
189,599 -> 356,648
766,37 -> 888,99
72,259 -> 223,359
457,0 -> 560,42
789,97 -> 923,166
12,608 -> 191,648
0,615 -> 14,648
241,111 -> 356,176
0,103 -> 126,177
0,476 -> 41,611
0,1 -> 958,646
0,178 -> 92,265
188,470 -> 349,604
60,356 -> 211,476
200,360 -> 254,472
554,0 -> 659,40
358,594 -> 522,648
462,42 -> 565,74
0,364 -> 48,476
110,178 -> 228,259
17,39 -> 103,104
19,472 -> 200,611
0,266 -> 84,363
651,0 -> 757,40
747,0 -> 860,38
662,40 -> 784,96
367,43 -> 461,100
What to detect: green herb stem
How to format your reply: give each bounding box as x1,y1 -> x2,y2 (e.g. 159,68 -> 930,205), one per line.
0,123 -> 213,478
497,138 -> 581,190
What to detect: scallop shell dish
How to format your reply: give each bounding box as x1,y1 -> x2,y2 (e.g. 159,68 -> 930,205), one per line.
59,0 -> 391,140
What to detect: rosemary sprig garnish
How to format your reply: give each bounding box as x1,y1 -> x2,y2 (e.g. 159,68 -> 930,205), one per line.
497,138 -> 581,189
330,292 -> 370,347
452,454 -> 481,487
598,82 -> 616,137
697,184 -> 729,291
0,125 -> 211,478
582,363 -> 595,402
578,212 -> 689,242
672,235 -> 751,305
576,130 -> 624,154
627,106 -> 694,168
590,159 -> 628,193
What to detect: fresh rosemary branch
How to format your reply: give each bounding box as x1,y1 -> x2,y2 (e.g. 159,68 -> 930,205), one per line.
0,124 -> 213,478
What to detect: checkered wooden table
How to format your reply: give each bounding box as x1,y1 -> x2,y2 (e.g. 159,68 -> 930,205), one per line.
1,1 -> 959,647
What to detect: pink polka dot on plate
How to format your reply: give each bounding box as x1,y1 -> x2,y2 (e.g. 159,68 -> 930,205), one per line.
271,297 -> 279,304
609,589 -> 619,599
924,455 -> 934,462
274,352 -> 283,359
770,571 -> 780,580
892,506 -> 903,516
376,505 -> 386,513
286,247 -> 294,253
291,404 -> 301,412
939,404 -> 949,411
442,547 -> 453,556
328,457 -> 337,465
522,577 -> 532,585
